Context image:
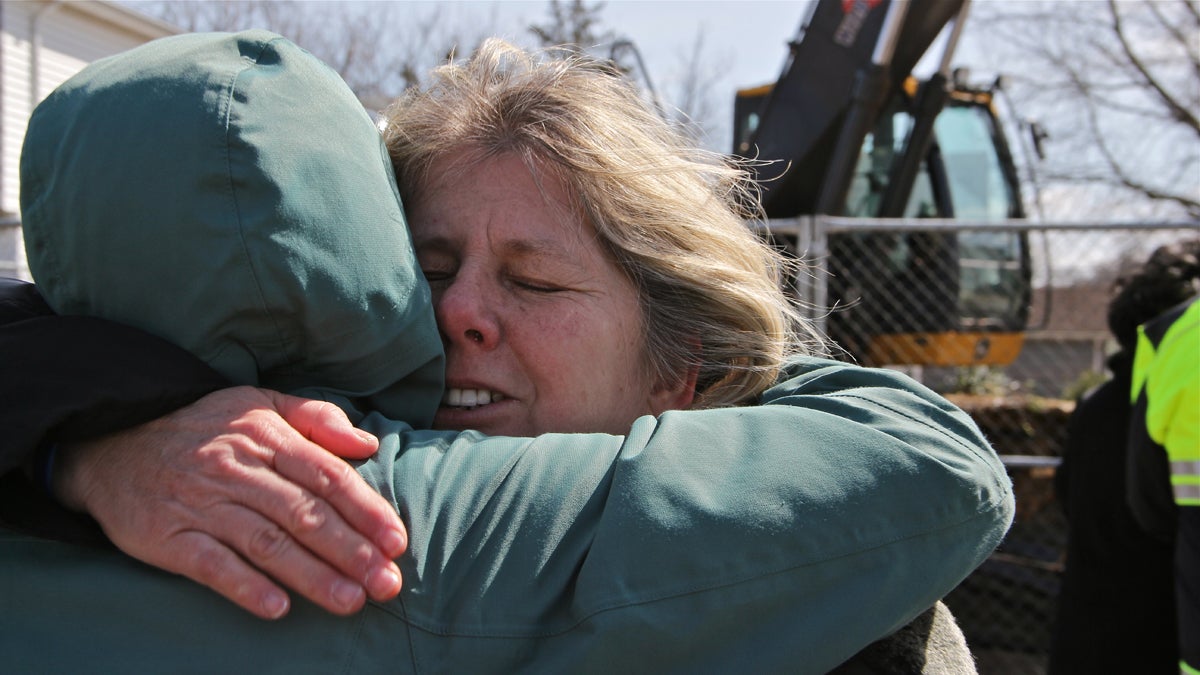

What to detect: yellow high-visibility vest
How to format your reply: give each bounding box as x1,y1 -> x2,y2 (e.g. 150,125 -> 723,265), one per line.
1131,298 -> 1200,506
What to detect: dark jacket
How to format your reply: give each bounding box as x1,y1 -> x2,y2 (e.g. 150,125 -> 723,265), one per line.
0,278 -> 227,544
1049,351 -> 1177,674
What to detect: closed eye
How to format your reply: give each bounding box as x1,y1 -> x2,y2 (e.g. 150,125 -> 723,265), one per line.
513,278 -> 565,293
421,268 -> 454,284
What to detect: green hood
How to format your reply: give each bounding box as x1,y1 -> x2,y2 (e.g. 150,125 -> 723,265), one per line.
20,30 -> 443,425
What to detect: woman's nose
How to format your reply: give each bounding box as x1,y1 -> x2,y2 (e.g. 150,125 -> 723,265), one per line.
433,272 -> 500,349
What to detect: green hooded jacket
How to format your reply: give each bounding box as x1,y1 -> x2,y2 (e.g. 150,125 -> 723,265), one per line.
2,31 -> 1014,674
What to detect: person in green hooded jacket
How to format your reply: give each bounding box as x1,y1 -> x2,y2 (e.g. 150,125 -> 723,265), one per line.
0,31 -> 1011,673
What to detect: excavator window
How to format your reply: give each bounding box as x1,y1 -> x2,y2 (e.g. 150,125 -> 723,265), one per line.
831,94 -> 1029,351
937,105 -> 1017,220
936,103 -> 1028,330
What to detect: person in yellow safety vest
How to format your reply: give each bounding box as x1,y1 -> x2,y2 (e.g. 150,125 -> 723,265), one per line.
1128,295 -> 1200,675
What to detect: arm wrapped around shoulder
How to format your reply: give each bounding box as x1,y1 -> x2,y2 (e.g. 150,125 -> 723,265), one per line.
583,356 -> 1013,672
0,358 -> 1011,674
361,356 -> 1014,673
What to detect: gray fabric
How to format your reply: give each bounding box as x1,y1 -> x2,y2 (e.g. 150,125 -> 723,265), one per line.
831,602 -> 977,674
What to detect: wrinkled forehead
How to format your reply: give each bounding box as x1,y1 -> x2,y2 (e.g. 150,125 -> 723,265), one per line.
421,145 -> 578,204
414,147 -> 595,238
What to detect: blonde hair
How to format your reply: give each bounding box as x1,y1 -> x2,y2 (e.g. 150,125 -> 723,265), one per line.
382,39 -> 824,408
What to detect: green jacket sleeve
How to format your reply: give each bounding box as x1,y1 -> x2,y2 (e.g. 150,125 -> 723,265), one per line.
353,356 -> 1014,673
0,357 -> 1013,674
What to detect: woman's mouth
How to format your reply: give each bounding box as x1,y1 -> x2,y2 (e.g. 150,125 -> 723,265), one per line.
441,388 -> 507,410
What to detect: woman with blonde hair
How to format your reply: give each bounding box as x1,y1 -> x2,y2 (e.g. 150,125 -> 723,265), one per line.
1,33 -> 1007,672
384,38 -> 822,412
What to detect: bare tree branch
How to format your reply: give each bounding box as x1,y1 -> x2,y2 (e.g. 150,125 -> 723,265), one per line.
966,0 -> 1199,218
529,0 -> 614,50
1107,0 -> 1200,135
134,0 -> 493,112
1074,72 -> 1200,216
1144,0 -> 1200,86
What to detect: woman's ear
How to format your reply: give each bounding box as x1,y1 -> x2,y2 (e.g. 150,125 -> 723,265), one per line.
649,360 -> 699,413
647,335 -> 702,414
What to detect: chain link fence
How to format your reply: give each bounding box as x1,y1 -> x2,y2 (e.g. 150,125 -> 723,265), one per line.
5,213 -> 1198,670
776,217 -> 1200,674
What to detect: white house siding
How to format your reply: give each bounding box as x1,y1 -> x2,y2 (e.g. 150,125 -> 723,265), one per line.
1,0 -> 176,280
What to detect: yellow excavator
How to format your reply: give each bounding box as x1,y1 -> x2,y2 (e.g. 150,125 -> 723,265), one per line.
733,0 -> 1033,367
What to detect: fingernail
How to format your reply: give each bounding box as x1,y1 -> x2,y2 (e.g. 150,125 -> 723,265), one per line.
333,579 -> 364,609
381,528 -> 407,557
263,591 -> 289,619
355,429 -> 379,445
368,566 -> 402,599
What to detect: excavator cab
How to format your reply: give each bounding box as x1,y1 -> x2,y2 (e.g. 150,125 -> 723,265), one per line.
733,0 -> 1032,366
825,83 -> 1030,365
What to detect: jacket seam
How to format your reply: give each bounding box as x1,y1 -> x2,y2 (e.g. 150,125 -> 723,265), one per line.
832,390 -> 1006,481
222,37 -> 291,361
369,503 -> 1003,639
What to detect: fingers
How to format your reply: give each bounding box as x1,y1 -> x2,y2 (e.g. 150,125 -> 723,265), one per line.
234,397 -> 408,572
165,503 -> 377,618
187,397 -> 406,609
268,391 -> 379,460
151,523 -> 374,621
66,386 -> 409,620
117,453 -> 400,618
227,455 -> 405,606
165,530 -> 293,620
268,429 -> 407,558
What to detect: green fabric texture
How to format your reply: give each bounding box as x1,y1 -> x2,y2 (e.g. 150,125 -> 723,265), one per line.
0,358 -> 1014,673
20,30 -> 443,425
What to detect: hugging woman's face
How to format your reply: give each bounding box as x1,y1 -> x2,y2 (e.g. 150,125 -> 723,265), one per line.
410,150 -> 693,437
